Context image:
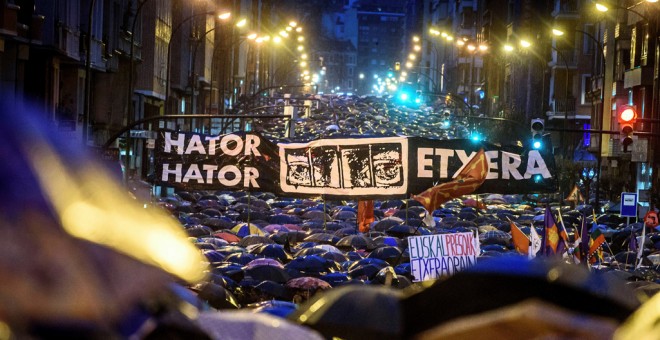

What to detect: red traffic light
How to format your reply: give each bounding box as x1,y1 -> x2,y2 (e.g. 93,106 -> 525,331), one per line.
618,105 -> 637,123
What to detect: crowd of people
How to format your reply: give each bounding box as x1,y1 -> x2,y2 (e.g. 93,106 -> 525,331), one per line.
4,93 -> 660,339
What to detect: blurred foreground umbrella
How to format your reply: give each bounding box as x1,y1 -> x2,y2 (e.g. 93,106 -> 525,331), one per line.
402,256 -> 640,337
198,311 -> 323,340
289,285 -> 403,340
191,282 -> 240,310
0,100 -> 207,330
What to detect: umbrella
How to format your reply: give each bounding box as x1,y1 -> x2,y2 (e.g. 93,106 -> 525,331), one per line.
285,276 -> 333,291
367,246 -> 405,265
249,300 -> 298,318
333,210 -> 357,220
244,265 -> 291,284
244,258 -> 284,269
304,233 -> 340,245
191,282 -> 241,310
249,244 -> 292,263
347,258 -> 389,280
224,252 -> 257,266
386,224 -> 421,238
231,223 -> 268,237
319,272 -> 352,287
479,230 -> 512,245
402,256 -> 641,337
302,210 -> 332,221
336,234 -> 376,250
372,218 -> 404,232
238,235 -> 274,247
288,285 -> 403,340
213,231 -> 241,243
198,311 -> 324,340
0,101 -> 208,331
285,255 -> 341,276
269,214 -> 302,225
263,224 -> 289,234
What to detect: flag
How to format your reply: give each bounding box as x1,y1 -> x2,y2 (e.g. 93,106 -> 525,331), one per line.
529,225 -> 542,259
628,231 -> 639,253
357,200 -> 375,233
579,215 -> 591,261
555,208 -> 570,256
413,149 -> 488,213
509,219 -> 529,255
541,206 -> 567,256
588,228 -> 606,259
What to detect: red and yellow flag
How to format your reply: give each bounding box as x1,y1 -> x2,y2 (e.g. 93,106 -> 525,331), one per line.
413,149 -> 488,213
509,219 -> 530,255
357,200 -> 375,233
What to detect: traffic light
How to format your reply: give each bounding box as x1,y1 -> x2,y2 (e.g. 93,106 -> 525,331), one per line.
618,104 -> 636,152
395,61 -> 401,71
530,118 -> 545,149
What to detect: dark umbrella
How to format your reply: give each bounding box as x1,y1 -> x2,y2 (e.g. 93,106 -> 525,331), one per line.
238,235 -> 274,247
304,233 -> 340,245
185,225 -> 214,237
336,234 -> 376,251
244,266 -> 291,284
385,224 -> 421,238
269,214 -> 302,225
367,246 -> 406,266
319,272 -> 352,287
285,276 -> 333,291
347,258 -> 389,281
249,244 -> 293,263
288,285 -> 403,340
224,252 -> 257,266
191,282 -> 240,310
249,300 -> 298,318
285,255 -> 341,276
372,218 -> 403,232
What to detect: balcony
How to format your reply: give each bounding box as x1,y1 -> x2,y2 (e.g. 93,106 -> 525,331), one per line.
547,99 -> 576,119
549,49 -> 577,68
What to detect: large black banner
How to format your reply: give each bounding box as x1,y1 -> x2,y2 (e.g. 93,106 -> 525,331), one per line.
155,130 -> 557,199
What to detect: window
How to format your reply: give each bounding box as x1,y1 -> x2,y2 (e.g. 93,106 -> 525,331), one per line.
581,74 -> 592,105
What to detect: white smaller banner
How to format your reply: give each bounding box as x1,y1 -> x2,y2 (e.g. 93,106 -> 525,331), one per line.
408,232 -> 478,282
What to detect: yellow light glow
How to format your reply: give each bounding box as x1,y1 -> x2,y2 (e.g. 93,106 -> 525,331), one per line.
408,54 -> 416,60
286,26 -> 293,31
405,61 -> 413,68
301,53 -> 308,59
441,32 -> 448,37
26,142 -> 208,283
467,44 -> 476,51
445,36 -> 454,41
520,39 -> 531,48
552,28 -> 565,36
479,44 -> 488,52
595,3 -> 609,12
300,61 -> 307,67
247,33 -> 258,40
273,36 -> 282,43
413,36 -> 420,42
279,30 -> 288,37
297,45 -> 304,51
414,45 -> 421,51
401,71 -> 408,77
236,18 -> 247,27
297,36 -> 304,42
289,21 -> 298,27
218,12 -> 231,20
296,27 -> 302,33
503,44 -> 514,52
457,40 -> 465,46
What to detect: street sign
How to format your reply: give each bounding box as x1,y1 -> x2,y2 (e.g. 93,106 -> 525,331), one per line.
620,192 -> 638,217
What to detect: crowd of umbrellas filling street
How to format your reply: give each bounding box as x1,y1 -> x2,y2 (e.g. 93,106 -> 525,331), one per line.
4,94 -> 660,339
